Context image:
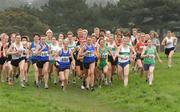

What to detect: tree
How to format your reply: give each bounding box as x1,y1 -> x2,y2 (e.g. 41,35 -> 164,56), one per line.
0,8 -> 49,38
114,0 -> 180,33
37,0 -> 97,33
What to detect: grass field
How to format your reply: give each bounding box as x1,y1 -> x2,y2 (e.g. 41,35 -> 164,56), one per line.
0,53 -> 180,112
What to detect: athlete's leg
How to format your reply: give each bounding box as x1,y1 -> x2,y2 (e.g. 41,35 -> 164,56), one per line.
168,50 -> 174,67
43,62 -> 49,89
123,64 -> 129,87
149,66 -> 155,85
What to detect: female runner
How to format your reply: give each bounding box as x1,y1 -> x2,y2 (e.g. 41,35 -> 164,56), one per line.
56,39 -> 74,90
141,39 -> 162,85
50,37 -> 61,85
135,33 -> 146,76
7,34 -> 26,88
107,35 -> 117,82
75,40 -> 86,89
161,31 -> 177,68
36,35 -> 49,89
79,36 -> 96,91
21,36 -> 30,85
114,37 -> 136,86
97,38 -> 111,86
0,33 -> 8,83
30,34 -> 41,87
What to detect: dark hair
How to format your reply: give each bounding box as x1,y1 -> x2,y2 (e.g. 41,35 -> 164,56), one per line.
86,35 -> 91,39
33,33 -> 40,37
99,35 -> 104,38
116,34 -> 123,39
100,29 -> 106,33
21,36 -> 28,41
115,29 -> 123,35
40,35 -> 46,38
98,38 -> 104,44
124,31 -> 131,37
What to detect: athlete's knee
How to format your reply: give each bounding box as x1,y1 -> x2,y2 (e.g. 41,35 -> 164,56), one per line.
19,67 -> 24,73
124,73 -> 129,77
168,55 -> 172,59
139,66 -> 143,70
60,76 -> 65,81
44,70 -> 48,75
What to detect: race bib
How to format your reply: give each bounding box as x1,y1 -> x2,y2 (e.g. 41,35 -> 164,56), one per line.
101,53 -> 108,59
118,55 -> 129,61
149,54 -> 155,59
86,51 -> 94,57
58,56 -> 69,62
41,51 -> 48,56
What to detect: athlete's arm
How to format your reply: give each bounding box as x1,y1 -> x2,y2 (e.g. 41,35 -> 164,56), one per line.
141,47 -> 148,58
173,37 -> 178,47
161,37 -> 167,47
113,46 -> 120,60
70,50 -> 75,61
77,51 -> 83,60
7,45 -> 18,55
155,50 -> 162,63
2,45 -> 7,57
107,48 -> 112,56
79,46 -> 87,57
130,46 -> 136,56
96,47 -> 100,59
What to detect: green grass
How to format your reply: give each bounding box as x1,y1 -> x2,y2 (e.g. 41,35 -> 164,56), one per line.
0,53 -> 180,112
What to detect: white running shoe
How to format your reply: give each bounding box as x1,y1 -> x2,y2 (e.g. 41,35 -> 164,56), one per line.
20,81 -> 25,88
104,79 -> 108,85
149,82 -> 152,86
81,85 -> 85,90
44,84 -> 49,89
168,65 -> 172,68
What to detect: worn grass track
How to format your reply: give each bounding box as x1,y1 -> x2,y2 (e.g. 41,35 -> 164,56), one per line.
0,53 -> 180,112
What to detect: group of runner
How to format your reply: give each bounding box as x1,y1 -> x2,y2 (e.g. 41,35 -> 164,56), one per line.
0,28 -> 178,90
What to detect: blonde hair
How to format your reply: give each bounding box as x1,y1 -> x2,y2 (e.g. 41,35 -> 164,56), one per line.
122,37 -> 129,41
83,29 -> 88,34
46,29 -> 53,34
94,27 -> 100,31
63,38 -> 69,43
0,33 -> 9,40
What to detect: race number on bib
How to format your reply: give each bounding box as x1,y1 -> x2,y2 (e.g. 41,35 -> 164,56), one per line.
86,51 -> 94,57
101,53 -> 108,59
58,56 -> 70,62
41,51 -> 49,56
118,55 -> 129,61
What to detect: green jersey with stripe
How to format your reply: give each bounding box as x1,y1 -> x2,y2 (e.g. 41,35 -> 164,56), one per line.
107,43 -> 116,56
143,46 -> 156,65
68,41 -> 76,52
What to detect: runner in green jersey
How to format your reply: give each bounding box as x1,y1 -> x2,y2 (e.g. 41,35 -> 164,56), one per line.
97,39 -> 111,86
141,39 -> 162,86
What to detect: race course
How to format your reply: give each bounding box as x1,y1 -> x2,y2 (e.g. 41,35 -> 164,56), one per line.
0,53 -> 180,112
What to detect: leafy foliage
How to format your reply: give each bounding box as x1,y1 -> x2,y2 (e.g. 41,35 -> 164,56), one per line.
0,0 -> 180,36
0,8 -> 49,36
